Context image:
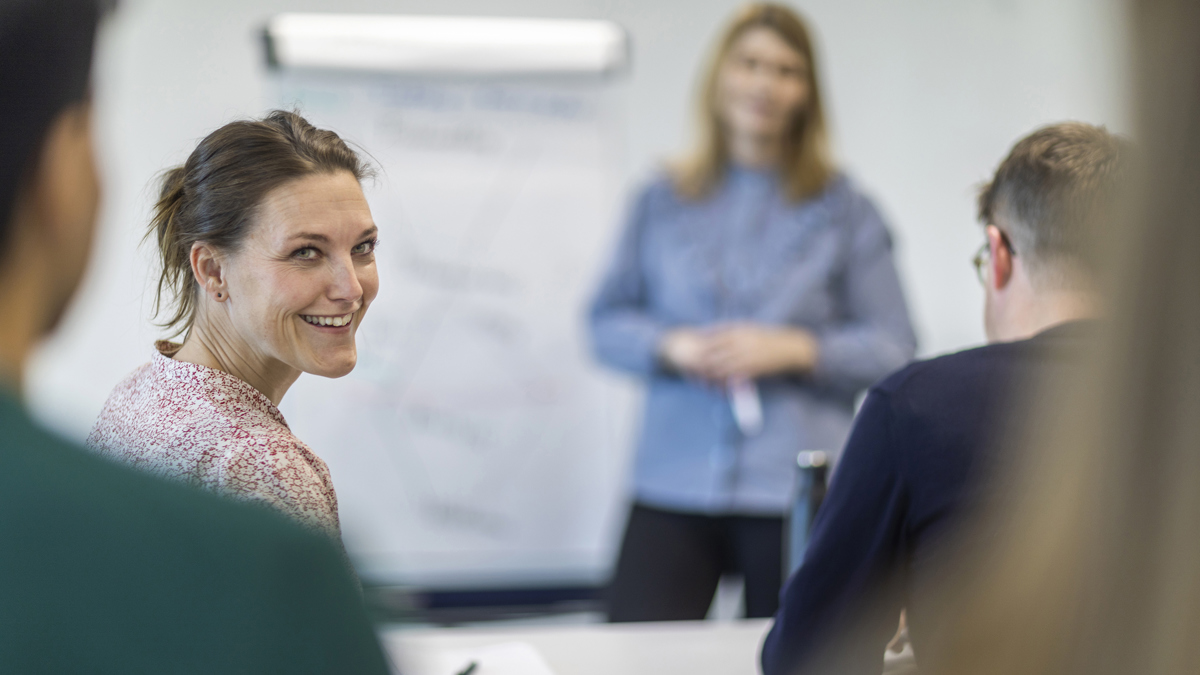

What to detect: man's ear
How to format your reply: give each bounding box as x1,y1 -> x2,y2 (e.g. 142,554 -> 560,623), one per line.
987,225 -> 1015,291
190,242 -> 228,302
9,100 -> 102,339
30,101 -> 100,250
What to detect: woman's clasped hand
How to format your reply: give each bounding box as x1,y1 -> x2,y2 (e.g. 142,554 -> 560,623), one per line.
659,324 -> 819,382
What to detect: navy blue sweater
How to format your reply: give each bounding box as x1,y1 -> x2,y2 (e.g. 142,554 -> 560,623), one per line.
761,323 -> 1089,675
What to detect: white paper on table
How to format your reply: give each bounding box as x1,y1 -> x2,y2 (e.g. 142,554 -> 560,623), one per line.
729,378 -> 764,436
393,641 -> 557,675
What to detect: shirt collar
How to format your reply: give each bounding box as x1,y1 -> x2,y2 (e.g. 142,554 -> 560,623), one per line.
151,342 -> 288,428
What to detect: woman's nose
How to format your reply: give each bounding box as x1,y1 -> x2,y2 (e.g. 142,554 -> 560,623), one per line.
328,255 -> 363,302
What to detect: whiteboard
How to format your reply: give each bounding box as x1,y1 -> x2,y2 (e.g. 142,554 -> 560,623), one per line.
273,70 -> 637,587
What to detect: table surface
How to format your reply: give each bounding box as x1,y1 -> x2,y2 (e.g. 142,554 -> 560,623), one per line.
381,619 -> 772,675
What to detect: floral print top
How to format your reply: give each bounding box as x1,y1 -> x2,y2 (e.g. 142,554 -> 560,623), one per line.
87,342 -> 341,538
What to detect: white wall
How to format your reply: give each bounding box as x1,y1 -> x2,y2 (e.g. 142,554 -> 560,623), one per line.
28,0 -> 1129,441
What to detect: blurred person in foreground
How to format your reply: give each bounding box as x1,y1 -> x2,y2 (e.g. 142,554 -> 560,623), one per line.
0,1 -> 388,671
761,121 -> 1127,675
590,2 -> 916,622
920,1 -> 1200,674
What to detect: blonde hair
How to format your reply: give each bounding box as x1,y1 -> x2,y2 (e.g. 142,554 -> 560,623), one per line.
671,3 -> 835,201
924,1 -> 1200,674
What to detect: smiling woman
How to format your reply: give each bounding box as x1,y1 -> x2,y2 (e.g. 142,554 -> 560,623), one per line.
85,111 -> 376,539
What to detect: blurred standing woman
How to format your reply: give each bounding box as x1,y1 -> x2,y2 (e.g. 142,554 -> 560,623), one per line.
88,111 -> 378,539
590,4 -> 916,621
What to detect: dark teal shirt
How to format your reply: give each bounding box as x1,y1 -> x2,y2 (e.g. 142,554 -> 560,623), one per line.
0,391 -> 389,674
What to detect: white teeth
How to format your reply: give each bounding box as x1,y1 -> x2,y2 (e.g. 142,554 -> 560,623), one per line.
302,312 -> 353,327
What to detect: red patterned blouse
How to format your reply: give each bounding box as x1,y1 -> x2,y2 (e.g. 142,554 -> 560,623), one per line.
87,342 -> 341,537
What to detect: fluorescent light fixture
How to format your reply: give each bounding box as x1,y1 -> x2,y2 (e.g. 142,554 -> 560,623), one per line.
264,14 -> 628,75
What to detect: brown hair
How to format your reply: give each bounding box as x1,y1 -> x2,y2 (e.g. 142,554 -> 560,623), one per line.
977,121 -> 1127,288
671,3 -> 834,201
924,1 -> 1200,674
149,110 -> 371,336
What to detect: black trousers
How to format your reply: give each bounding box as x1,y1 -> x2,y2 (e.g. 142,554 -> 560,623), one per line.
607,503 -> 784,622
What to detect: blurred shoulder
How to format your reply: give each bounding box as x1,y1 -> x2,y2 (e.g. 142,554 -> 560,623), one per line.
821,170 -> 856,197
0,405 -> 384,669
8,398 -> 321,550
0,397 -> 370,614
818,172 -> 886,220
871,339 -> 1036,403
630,171 -> 690,215
796,173 -> 897,258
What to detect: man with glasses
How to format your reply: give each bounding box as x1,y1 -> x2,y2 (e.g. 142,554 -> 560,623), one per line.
761,122 -> 1124,675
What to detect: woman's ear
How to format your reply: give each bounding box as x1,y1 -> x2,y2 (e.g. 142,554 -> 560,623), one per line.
190,242 -> 228,302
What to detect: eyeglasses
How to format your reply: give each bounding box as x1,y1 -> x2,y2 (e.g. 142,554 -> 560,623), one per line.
971,229 -> 1016,285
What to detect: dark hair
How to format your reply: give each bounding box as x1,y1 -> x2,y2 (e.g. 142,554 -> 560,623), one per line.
977,122 -> 1127,287
150,110 -> 372,336
0,0 -> 109,252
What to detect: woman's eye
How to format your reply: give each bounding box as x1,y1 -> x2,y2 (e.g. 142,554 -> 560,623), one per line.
353,239 -> 377,255
293,247 -> 318,260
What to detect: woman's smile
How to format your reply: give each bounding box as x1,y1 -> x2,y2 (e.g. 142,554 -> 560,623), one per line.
213,169 -> 379,381
300,311 -> 355,329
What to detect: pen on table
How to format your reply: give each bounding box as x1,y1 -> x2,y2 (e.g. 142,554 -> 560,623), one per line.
455,660 -> 478,675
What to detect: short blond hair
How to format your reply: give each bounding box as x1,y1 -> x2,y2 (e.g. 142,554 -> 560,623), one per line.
977,122 -> 1127,289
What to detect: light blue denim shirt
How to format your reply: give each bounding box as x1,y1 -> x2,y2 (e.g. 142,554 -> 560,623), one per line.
589,168 -> 917,515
